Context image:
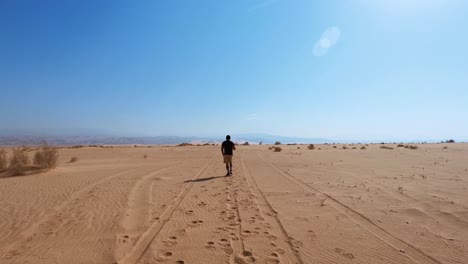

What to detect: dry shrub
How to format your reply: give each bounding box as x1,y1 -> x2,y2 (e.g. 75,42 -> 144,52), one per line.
307,144 -> 315,150
380,146 -> 394,150
404,145 -> 418,149
178,143 -> 193,146
397,144 -> 405,148
361,146 -> 366,150
69,156 -> 78,163
33,142 -> 59,169
443,146 -> 448,149
9,147 -> 29,175
342,146 -> 348,149
0,149 -> 7,171
333,146 -> 337,149
274,141 -> 281,145
274,147 -> 282,152
143,154 -> 148,159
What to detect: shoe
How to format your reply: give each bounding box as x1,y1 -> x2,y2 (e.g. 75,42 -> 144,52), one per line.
226,172 -> 230,176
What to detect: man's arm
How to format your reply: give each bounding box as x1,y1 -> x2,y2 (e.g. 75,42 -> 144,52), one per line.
221,144 -> 224,155
232,143 -> 236,150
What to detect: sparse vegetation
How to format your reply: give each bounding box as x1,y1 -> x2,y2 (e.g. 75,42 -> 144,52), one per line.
397,144 -> 405,147
361,146 -> 366,150
307,144 -> 315,150
143,154 -> 148,159
0,149 -> 7,171
446,139 -> 455,143
69,156 -> 79,163
443,146 -> 448,149
404,145 -> 418,149
33,142 -> 59,169
380,146 -> 394,150
178,143 -> 193,146
242,142 -> 250,145
333,146 -> 337,149
342,146 -> 348,149
9,147 -> 29,175
274,141 -> 281,145
274,147 -> 282,152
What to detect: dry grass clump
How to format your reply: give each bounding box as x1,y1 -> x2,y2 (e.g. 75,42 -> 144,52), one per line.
69,156 -> 79,163
404,145 -> 418,149
342,146 -> 348,149
307,144 -> 315,150
361,146 -> 366,150
397,144 -> 405,147
9,147 -> 30,175
143,154 -> 148,159
33,142 -> 59,169
178,143 -> 193,146
0,149 -> 7,171
274,141 -> 281,145
274,146 -> 282,152
443,146 -> 448,149
333,146 -> 337,149
380,146 -> 394,150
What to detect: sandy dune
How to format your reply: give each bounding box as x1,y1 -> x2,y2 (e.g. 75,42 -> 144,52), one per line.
1,144 -> 467,263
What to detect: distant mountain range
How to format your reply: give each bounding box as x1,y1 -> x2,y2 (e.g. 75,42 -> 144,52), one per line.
0,130 -> 462,146
0,132 -> 331,146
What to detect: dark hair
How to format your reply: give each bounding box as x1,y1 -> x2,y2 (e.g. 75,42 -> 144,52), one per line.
226,135 -> 231,140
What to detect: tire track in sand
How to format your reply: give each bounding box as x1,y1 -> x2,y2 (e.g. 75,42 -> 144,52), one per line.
116,157 -> 214,264
114,163 -> 185,261
241,153 -> 304,264
257,153 -> 442,264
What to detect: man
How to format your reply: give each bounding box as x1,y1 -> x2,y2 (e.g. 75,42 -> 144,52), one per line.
221,135 -> 236,176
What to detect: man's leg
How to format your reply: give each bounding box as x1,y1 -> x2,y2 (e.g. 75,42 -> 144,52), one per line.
225,163 -> 230,175
229,162 -> 233,175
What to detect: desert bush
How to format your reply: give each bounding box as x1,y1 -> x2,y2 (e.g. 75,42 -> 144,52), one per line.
342,146 -> 348,149
178,143 -> 193,146
333,146 -> 337,149
242,142 -> 250,145
361,146 -> 366,150
397,144 -> 405,147
446,139 -> 455,143
307,144 -> 315,150
443,146 -> 448,149
33,142 -> 59,169
380,146 -> 394,150
274,141 -> 281,145
69,156 -> 78,163
9,147 -> 29,175
0,149 -> 7,171
274,147 -> 282,152
143,154 -> 148,159
404,145 -> 418,149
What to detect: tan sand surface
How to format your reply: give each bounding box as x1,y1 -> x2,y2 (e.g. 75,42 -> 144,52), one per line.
1,144 -> 467,263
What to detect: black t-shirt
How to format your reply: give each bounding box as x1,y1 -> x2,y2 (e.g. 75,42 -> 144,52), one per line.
222,140 -> 234,155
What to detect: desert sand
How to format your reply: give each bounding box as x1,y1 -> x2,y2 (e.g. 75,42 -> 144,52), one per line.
0,143 -> 467,264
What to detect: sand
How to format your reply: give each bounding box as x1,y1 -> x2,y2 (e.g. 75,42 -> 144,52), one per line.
0,143 -> 467,263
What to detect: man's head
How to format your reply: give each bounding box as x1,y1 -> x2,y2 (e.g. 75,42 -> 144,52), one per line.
226,135 -> 231,140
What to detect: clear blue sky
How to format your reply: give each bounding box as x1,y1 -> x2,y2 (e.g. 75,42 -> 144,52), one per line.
2,0 -> 467,141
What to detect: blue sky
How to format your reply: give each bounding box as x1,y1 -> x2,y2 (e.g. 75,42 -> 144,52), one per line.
2,0 -> 467,141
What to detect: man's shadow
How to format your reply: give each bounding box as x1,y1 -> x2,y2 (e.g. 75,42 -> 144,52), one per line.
184,175 -> 230,183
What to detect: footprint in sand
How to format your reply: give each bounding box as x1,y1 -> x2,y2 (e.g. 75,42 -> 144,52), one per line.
267,252 -> 280,264
205,241 -> 215,248
335,248 -> 355,259
235,251 -> 256,263
160,252 -> 173,259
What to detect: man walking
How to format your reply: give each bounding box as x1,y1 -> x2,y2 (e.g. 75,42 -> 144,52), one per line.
221,135 -> 236,176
